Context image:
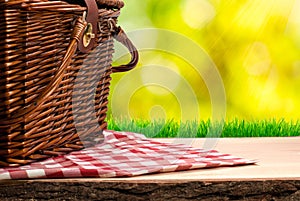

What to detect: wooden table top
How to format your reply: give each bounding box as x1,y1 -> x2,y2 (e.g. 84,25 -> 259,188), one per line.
20,136 -> 300,183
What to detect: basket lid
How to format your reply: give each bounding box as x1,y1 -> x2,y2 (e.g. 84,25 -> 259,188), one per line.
64,0 -> 124,9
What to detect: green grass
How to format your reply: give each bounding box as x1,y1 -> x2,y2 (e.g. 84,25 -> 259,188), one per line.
107,118 -> 300,138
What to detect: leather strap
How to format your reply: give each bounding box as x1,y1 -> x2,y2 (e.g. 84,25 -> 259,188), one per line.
0,17 -> 87,127
78,0 -> 99,53
0,12 -> 139,127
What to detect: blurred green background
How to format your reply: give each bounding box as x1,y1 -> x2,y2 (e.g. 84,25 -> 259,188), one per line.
108,0 -> 300,122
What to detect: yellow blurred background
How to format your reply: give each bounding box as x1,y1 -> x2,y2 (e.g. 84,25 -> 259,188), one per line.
108,0 -> 300,122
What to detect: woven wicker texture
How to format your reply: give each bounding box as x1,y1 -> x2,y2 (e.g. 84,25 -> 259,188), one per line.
0,0 -> 137,167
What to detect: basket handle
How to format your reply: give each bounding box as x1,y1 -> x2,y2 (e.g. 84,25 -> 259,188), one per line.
96,0 -> 124,8
0,17 -> 138,127
112,27 -> 139,73
0,17 -> 88,127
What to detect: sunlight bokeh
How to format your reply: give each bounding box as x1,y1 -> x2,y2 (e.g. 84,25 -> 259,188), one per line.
109,0 -> 300,122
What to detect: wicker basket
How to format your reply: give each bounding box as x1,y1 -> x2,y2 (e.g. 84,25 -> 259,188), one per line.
0,0 -> 138,166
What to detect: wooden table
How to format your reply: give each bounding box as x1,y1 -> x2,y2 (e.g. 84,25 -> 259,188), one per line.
0,137 -> 299,200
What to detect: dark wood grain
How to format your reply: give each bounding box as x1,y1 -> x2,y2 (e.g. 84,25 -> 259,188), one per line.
0,180 -> 299,200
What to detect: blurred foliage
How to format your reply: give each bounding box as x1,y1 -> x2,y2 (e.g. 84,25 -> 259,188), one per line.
108,0 -> 300,122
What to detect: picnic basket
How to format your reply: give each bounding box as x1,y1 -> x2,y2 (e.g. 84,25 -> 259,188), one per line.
0,0 -> 138,166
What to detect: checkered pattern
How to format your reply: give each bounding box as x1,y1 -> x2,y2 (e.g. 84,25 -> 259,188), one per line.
0,130 -> 256,179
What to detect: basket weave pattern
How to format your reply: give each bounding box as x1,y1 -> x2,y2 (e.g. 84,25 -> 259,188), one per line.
0,0 -> 129,166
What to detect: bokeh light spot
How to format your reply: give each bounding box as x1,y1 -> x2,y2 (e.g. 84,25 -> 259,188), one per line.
181,0 -> 216,29
149,105 -> 167,120
244,42 -> 271,76
140,63 -> 181,95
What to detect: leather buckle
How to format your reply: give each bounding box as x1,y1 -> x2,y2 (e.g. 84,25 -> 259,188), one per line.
78,0 -> 98,53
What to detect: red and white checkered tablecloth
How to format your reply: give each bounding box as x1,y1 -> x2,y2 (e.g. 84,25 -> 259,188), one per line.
0,130 -> 256,179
